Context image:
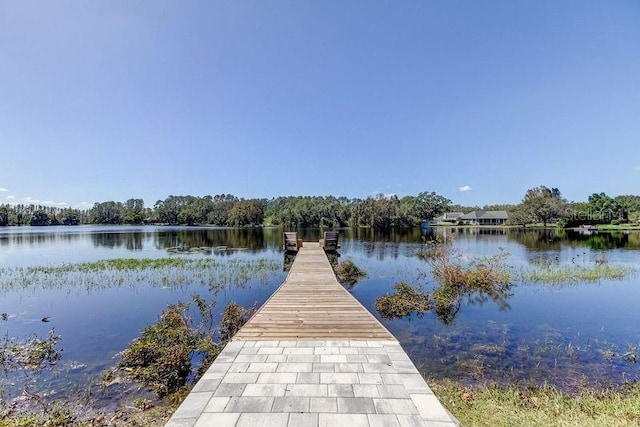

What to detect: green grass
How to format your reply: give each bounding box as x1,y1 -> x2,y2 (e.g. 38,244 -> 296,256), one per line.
596,224 -> 640,230
431,379 -> 640,427
524,264 -> 633,284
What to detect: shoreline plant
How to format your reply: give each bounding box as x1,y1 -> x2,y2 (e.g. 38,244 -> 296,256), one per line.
333,259 -> 368,286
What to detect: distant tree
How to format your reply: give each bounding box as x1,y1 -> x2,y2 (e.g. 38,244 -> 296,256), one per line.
414,191 -> 451,221
207,194 -> 238,225
123,198 -> 145,224
227,199 -> 265,226
615,195 -> 640,223
60,209 -> 81,225
482,204 -> 516,212
90,201 -> 124,224
29,210 -> 50,226
0,205 -> 9,226
520,186 -> 566,226
586,193 -> 624,223
507,204 -> 535,227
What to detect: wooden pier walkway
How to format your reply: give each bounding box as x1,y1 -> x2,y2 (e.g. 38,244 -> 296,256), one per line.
166,243 -> 458,427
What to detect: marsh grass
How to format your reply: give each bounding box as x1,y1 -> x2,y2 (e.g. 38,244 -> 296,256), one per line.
0,258 -> 280,293
431,378 -> 640,427
524,264 -> 634,284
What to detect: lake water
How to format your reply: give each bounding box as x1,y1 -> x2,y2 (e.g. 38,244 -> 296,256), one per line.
1,225 -> 639,406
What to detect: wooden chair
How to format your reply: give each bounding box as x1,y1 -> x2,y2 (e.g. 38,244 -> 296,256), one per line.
320,231 -> 339,251
283,232 -> 299,252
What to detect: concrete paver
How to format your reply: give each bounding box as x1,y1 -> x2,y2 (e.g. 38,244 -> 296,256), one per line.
166,340 -> 458,426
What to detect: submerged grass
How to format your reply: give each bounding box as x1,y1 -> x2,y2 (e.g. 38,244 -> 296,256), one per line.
0,258 -> 280,293
524,264 -> 634,284
431,378 -> 640,427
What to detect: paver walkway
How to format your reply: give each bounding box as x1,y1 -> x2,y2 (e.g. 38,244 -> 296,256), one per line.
166,244 -> 458,427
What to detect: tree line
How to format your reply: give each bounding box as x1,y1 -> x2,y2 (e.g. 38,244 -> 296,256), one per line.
0,192 -> 451,229
1,188 -> 638,229
505,186 -> 640,227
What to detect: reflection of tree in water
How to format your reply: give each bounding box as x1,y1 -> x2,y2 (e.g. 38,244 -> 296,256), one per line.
283,253 -> 296,272
432,281 -> 512,325
509,229 -> 640,251
508,229 -> 563,251
91,232 -> 144,250
154,228 -> 271,252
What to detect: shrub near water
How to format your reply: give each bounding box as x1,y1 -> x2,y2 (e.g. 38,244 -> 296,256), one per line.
334,260 -> 368,286
375,283 -> 430,319
115,299 -> 253,398
117,303 -> 205,397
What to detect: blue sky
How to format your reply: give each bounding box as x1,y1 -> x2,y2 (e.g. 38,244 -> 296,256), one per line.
1,1 -> 639,209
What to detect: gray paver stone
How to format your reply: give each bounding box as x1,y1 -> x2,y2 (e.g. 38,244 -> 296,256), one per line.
236,413 -> 289,427
224,396 -> 274,413
368,414 -> 401,427
193,413 -> 240,427
272,396 -> 310,412
319,413 -> 369,427
213,383 -> 246,397
373,398 -> 419,415
309,397 -> 338,413
336,397 -> 376,414
288,413 -> 318,427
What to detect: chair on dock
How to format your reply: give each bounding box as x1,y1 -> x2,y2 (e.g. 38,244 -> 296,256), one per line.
320,231 -> 340,252
283,232 -> 300,252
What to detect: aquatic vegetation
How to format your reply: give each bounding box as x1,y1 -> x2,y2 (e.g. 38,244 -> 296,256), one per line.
118,303 -> 220,397
334,259 -> 368,286
524,264 -> 634,284
430,378 -> 640,427
0,329 -> 62,374
417,234 -> 450,261
413,239 -> 512,323
117,303 -> 206,397
0,257 -> 280,293
430,248 -> 511,291
0,401 -> 81,427
114,298 -> 252,399
219,301 -> 253,342
375,283 -> 430,319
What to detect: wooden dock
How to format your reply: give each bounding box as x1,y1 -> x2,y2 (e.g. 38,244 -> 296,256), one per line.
166,242 -> 458,427
235,245 -> 393,340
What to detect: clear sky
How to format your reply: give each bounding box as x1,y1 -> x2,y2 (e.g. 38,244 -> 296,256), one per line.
1,1 -> 639,209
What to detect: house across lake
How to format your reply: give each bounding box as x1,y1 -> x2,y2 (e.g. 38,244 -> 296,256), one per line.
436,210 -> 509,226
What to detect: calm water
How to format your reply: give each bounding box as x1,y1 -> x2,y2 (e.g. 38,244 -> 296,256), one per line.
1,225 -> 639,404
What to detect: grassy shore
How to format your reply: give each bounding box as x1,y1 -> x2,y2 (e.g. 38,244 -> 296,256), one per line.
431,379 -> 640,427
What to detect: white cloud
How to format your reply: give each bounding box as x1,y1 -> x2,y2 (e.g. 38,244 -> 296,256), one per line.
6,195 -> 15,200
78,201 -> 92,207
459,185 -> 472,192
0,188 -> 8,192
16,197 -> 69,207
